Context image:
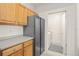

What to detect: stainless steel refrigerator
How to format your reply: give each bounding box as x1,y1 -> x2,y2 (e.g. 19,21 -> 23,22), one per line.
23,16 -> 45,56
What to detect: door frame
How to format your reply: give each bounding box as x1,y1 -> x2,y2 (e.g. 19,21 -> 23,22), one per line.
39,5 -> 76,56
47,10 -> 66,55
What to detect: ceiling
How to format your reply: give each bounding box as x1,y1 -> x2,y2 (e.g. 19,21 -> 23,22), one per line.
23,3 -> 76,13
32,3 -> 76,12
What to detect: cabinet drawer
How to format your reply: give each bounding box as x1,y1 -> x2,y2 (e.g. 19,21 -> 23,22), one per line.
2,47 -> 15,56
11,49 -> 23,56
2,44 -> 23,56
14,44 -> 23,51
24,40 -> 33,47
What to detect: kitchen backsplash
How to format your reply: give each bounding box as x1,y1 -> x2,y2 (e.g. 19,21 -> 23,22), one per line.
0,25 -> 23,38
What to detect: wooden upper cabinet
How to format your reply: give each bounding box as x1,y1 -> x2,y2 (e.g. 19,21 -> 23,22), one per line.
16,4 -> 24,18
0,3 -> 37,25
27,9 -> 31,16
0,3 -> 17,24
16,4 -> 27,25
27,8 -> 37,16
0,3 -> 27,25
30,10 -> 36,16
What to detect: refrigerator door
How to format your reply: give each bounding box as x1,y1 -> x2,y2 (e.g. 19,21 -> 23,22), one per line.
34,16 -> 41,56
40,19 -> 45,54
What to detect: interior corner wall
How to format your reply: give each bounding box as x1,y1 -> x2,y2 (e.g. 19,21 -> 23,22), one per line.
76,4 -> 79,56
38,5 -> 76,56
65,5 -> 76,56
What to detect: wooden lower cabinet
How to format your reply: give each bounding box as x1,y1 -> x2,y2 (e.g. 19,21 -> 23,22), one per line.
11,49 -> 23,56
2,44 -> 23,56
24,45 -> 33,56
0,50 -> 2,56
0,40 -> 33,56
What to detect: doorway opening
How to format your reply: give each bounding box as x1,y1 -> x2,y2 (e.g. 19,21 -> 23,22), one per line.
47,11 -> 65,55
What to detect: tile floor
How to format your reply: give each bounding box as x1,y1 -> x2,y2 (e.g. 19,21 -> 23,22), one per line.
41,50 -> 63,56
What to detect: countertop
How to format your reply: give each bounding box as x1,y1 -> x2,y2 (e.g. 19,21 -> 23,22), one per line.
0,35 -> 34,50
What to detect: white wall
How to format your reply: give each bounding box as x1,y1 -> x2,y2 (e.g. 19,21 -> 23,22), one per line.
38,5 -> 76,56
76,4 -> 79,55
0,25 -> 23,38
48,12 -> 65,47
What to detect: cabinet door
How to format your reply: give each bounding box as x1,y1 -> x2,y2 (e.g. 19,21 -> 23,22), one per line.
11,49 -> 23,56
0,4 -> 17,24
24,45 -> 33,56
16,4 -> 27,25
23,7 -> 28,25
24,40 -> 33,47
27,9 -> 31,16
6,4 -> 16,23
30,10 -> 35,16
27,8 -> 37,16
